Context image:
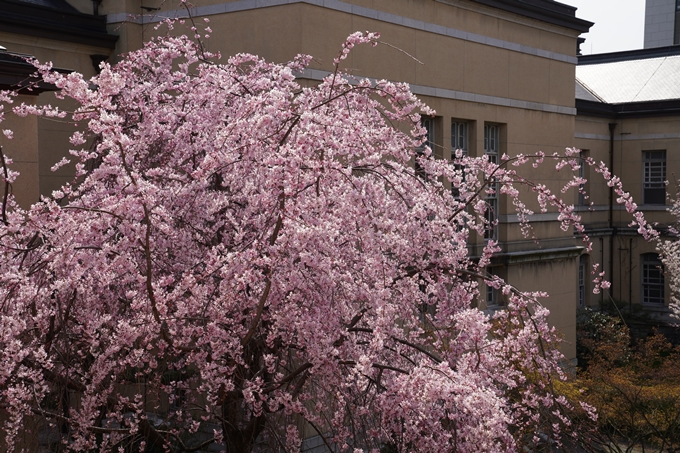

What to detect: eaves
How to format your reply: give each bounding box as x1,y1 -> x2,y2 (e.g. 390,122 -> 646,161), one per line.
0,50 -> 68,94
0,0 -> 118,50
576,98 -> 680,119
491,245 -> 585,266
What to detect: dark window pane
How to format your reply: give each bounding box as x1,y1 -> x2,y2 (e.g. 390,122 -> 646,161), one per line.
644,188 -> 666,205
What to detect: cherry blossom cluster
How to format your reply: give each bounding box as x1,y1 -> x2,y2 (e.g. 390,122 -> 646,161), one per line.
0,31 -> 609,452
659,188 -> 680,320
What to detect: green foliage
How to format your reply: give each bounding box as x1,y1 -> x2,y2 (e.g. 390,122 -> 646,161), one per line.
574,309 -> 680,452
576,307 -> 630,370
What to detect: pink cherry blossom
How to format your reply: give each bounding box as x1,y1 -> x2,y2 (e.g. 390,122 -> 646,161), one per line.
0,31 -> 609,452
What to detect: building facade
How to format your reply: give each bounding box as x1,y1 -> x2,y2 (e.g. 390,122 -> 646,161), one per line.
0,1 -> 610,451
576,45 -> 680,324
0,0 -> 592,358
0,0 -> 116,206
9,1 -> 680,450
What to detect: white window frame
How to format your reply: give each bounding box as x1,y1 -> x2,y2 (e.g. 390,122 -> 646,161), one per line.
641,253 -> 664,305
421,117 -> 436,152
484,269 -> 504,309
451,121 -> 469,199
451,121 -> 468,156
643,150 -> 666,205
417,117 -> 436,179
486,280 -> 497,307
578,255 -> 587,307
577,151 -> 588,207
484,124 -> 499,241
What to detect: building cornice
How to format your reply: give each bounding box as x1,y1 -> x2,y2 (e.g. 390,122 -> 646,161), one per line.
492,245 -> 585,266
576,98 -> 680,119
0,0 -> 117,50
470,0 -> 592,33
579,45 -> 680,65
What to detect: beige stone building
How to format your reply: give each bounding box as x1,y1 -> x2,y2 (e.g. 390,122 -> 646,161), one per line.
0,0 -> 594,362
576,46 -> 680,324
0,0 -> 116,204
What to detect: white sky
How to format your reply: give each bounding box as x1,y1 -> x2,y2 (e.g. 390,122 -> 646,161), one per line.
559,0 -> 646,55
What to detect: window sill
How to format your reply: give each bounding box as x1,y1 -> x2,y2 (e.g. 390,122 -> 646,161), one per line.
639,205 -> 668,211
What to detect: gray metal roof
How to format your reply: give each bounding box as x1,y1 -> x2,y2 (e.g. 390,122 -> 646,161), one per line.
576,55 -> 680,104
575,79 -> 603,103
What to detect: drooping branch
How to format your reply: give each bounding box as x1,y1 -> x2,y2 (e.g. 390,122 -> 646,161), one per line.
0,146 -> 10,225
339,360 -> 408,375
241,275 -> 271,347
261,362 -> 312,394
346,327 -> 443,364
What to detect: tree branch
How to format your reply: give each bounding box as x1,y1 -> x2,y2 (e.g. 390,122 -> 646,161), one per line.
0,146 -> 10,225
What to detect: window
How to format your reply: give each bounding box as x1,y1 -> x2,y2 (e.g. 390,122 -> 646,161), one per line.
422,117 -> 436,151
417,275 -> 436,326
484,268 -> 505,308
451,121 -> 468,155
170,386 -> 187,413
484,124 -> 499,157
417,117 -> 436,179
578,255 -> 587,307
643,150 -> 666,205
451,121 -> 468,199
675,0 -> 680,43
484,124 -> 500,240
641,253 -> 664,305
486,279 -> 497,307
577,151 -> 588,206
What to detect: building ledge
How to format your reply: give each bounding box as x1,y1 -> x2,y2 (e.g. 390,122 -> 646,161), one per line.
493,245 -> 585,265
